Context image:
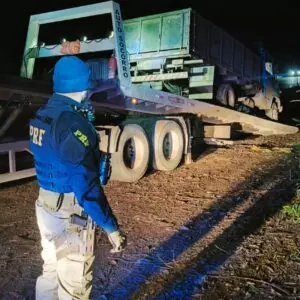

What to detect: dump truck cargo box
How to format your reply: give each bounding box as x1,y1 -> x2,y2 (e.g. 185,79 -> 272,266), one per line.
124,9 -> 261,81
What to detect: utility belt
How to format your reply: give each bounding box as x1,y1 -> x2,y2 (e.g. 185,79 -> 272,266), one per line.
38,188 -> 89,228
38,189 -> 95,258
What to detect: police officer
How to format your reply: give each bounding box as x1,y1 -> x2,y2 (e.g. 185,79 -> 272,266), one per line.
29,55 -> 126,299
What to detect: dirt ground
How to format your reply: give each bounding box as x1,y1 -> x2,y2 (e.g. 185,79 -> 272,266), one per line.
1,132 -> 300,299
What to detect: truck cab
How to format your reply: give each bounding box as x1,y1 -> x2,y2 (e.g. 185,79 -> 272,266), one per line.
237,51 -> 282,120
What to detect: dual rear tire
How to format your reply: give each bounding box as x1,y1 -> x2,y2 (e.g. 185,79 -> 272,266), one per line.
110,120 -> 185,182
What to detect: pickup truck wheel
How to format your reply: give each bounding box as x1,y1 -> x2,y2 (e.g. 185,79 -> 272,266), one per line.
153,120 -> 184,171
110,124 -> 150,182
266,102 -> 279,121
217,84 -> 236,108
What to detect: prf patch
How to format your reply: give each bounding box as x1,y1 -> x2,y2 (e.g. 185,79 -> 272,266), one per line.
30,125 -> 45,147
73,130 -> 89,147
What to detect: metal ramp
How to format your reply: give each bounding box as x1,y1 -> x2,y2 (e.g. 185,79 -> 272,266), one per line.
194,103 -> 299,136
90,82 -> 299,136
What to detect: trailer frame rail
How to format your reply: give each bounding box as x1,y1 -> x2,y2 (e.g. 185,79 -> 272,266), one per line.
0,141 -> 36,184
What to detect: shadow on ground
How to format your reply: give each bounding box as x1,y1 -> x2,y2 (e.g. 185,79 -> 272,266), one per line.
103,149 -> 297,299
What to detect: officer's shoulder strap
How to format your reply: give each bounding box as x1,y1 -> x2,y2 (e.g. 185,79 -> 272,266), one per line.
35,114 -> 54,125
53,110 -> 88,137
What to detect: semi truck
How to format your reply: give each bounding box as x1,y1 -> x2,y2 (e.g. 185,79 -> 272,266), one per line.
123,9 -> 282,121
0,1 -> 297,184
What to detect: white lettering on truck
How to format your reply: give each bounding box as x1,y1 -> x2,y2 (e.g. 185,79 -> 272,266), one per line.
115,8 -> 129,78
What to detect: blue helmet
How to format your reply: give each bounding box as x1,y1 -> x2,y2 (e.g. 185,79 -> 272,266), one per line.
53,56 -> 90,93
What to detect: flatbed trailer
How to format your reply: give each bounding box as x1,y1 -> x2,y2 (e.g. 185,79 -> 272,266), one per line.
0,1 -> 298,184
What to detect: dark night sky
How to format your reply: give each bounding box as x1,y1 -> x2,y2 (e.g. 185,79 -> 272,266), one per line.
0,0 -> 298,76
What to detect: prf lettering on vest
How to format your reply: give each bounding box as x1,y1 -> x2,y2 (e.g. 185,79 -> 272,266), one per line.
30,125 -> 45,146
73,130 -> 89,147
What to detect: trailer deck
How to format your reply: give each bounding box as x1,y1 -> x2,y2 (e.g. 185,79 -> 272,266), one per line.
0,1 -> 298,184
0,78 -> 298,184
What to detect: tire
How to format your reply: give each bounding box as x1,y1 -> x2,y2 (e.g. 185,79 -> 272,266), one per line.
217,84 -> 236,108
153,120 -> 184,171
266,101 -> 279,121
110,124 -> 150,182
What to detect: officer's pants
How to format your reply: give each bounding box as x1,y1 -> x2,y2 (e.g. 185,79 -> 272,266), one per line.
35,188 -> 95,300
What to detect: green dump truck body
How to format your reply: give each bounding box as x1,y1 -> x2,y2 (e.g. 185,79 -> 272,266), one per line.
124,9 -> 191,59
124,8 -> 262,81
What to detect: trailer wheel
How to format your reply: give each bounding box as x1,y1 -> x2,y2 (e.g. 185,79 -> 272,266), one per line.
217,84 -> 236,108
110,124 -> 150,182
153,120 -> 184,171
